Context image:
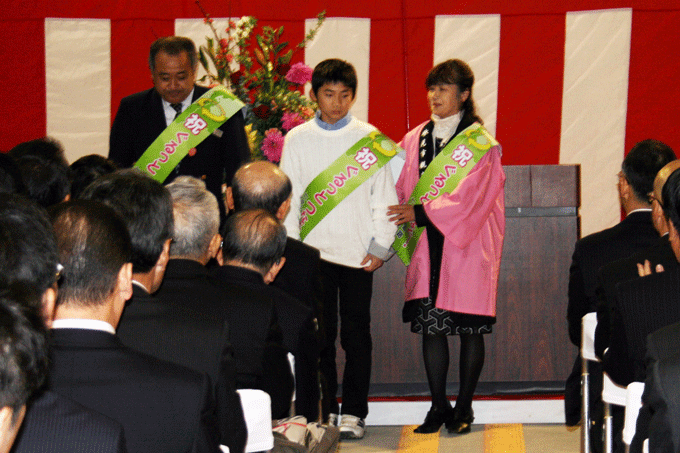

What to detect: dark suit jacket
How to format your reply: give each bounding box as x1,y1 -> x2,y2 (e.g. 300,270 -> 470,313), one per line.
567,210 -> 659,345
595,235 -> 676,358
209,265 -> 294,419
605,265 -> 680,385
273,238 -> 323,319
632,321 -> 680,453
48,328 -> 220,453
216,264 -> 319,421
116,259 -> 247,453
565,210 -> 659,426
108,85 -> 250,221
11,390 -> 126,453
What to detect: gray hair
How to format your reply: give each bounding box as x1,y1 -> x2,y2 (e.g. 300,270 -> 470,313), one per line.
166,176 -> 219,260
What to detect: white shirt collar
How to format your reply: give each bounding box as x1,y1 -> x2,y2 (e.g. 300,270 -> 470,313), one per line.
627,208 -> 653,215
162,88 -> 195,126
52,319 -> 116,335
132,280 -> 149,294
431,110 -> 463,145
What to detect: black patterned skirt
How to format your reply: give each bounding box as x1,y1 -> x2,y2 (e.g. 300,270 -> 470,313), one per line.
409,297 -> 495,335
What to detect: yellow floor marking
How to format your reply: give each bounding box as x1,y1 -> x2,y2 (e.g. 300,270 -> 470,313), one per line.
484,424 -> 526,453
396,425 -> 440,453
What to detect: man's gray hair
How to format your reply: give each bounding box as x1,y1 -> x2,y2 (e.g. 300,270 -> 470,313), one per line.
166,176 -> 219,260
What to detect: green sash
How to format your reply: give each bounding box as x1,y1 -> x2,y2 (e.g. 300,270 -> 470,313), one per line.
299,130 -> 400,240
134,85 -> 245,182
392,122 -> 499,266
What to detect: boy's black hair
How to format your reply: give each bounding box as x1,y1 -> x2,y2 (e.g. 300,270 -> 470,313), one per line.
16,155 -> 71,208
311,59 -> 357,97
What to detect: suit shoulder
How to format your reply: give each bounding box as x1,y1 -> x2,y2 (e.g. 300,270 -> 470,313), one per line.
118,88 -> 157,108
123,344 -> 209,386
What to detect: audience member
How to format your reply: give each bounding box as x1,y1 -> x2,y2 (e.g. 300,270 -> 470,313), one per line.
80,169 -> 173,296
10,138 -> 71,208
0,286 -> 48,453
116,176 -> 247,453
0,154 -> 25,195
564,139 -> 675,451
0,193 -> 127,453
596,159 -> 680,373
47,200 -> 220,453
69,154 -> 118,199
211,209 -> 295,420
227,162 -> 321,421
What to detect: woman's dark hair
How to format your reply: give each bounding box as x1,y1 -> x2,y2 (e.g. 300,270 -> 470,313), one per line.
425,59 -> 482,124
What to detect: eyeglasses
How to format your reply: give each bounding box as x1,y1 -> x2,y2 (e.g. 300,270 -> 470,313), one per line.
648,192 -> 663,207
55,263 -> 63,283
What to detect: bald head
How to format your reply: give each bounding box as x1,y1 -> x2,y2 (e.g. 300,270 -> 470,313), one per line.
230,161 -> 292,219
654,160 -> 680,202
651,160 -> 680,236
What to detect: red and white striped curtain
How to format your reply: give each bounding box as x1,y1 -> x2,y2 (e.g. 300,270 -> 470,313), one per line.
4,0 -> 680,236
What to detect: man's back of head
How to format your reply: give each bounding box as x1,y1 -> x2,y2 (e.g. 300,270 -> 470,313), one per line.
0,286 -> 48,453
622,139 -> 676,205
166,176 -> 220,264
0,194 -> 59,308
0,154 -> 25,196
230,161 -> 292,218
80,169 -> 173,292
220,209 -> 287,276
49,200 -> 132,311
69,155 -> 118,200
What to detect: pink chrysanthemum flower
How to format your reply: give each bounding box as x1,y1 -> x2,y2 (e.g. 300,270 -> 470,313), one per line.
262,128 -> 285,163
281,111 -> 306,131
285,62 -> 313,85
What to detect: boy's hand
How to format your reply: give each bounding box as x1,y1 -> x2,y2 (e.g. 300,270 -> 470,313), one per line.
637,259 -> 664,277
361,253 -> 384,272
388,204 -> 415,226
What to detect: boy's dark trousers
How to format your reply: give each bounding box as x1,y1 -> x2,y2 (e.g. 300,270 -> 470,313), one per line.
319,259 -> 373,420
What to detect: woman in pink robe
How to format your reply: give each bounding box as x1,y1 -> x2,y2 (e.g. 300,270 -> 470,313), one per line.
388,59 -> 505,435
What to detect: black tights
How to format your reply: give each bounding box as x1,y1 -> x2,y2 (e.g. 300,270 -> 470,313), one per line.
422,333 -> 485,412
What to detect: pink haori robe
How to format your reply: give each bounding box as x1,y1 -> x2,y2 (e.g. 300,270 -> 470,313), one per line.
395,121 -> 505,317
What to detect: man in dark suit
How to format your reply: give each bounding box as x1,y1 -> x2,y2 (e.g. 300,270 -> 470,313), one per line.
564,140 -> 676,451
0,194 -> 127,453
80,169 -> 174,298
211,209 -> 296,420
225,162 -> 321,422
116,176 -> 246,453
108,36 -> 250,222
596,159 -> 680,367
48,200 -> 220,453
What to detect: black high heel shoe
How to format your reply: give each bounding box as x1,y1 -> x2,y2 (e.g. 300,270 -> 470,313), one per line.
414,406 -> 454,434
446,407 -> 474,434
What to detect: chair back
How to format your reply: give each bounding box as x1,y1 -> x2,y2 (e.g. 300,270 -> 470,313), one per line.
622,382 -> 645,446
582,312 -> 599,362
237,389 -> 274,453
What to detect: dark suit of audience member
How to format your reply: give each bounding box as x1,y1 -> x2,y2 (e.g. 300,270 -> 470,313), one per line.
595,235 -> 676,358
47,201 -> 220,453
211,264 -> 295,419
564,140 -> 676,450
117,259 -> 247,453
217,261 -> 319,421
606,265 -> 680,386
227,161 -> 323,421
12,390 -> 127,453
49,328 -> 219,453
632,321 -> 680,453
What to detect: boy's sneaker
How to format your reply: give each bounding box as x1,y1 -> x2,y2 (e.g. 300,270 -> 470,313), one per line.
339,414 -> 365,439
327,413 -> 339,427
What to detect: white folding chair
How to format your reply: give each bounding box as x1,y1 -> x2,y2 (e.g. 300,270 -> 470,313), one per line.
581,312 -> 599,453
602,372 -> 627,453
622,382 -> 645,453
237,389 -> 274,453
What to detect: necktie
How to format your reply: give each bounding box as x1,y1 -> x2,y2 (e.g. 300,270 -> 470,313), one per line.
170,103 -> 182,119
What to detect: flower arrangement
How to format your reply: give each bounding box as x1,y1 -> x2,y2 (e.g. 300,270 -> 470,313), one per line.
196,1 -> 325,162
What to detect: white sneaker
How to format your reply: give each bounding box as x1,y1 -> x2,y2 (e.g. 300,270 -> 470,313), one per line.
327,413 -> 339,427
339,414 -> 365,439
